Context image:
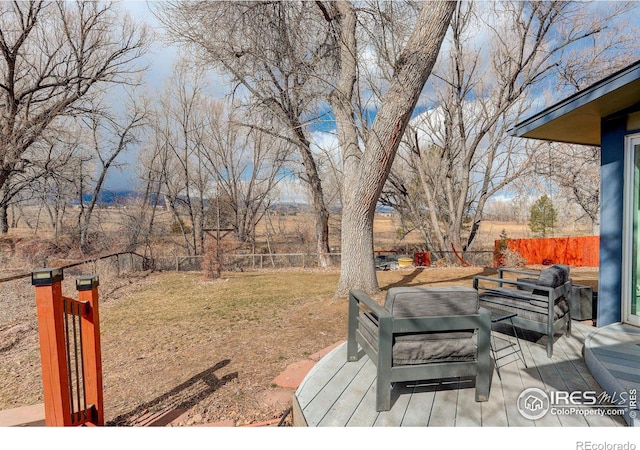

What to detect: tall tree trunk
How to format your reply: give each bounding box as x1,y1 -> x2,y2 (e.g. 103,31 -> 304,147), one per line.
292,128 -> 331,267
335,1 -> 456,296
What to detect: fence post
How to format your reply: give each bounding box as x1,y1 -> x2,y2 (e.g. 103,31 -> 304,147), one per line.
76,275 -> 104,426
32,267 -> 72,426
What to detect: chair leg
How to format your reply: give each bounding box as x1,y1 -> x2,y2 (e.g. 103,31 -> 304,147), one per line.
347,293 -> 360,362
476,308 -> 492,402
376,315 -> 393,411
475,368 -> 491,402
546,338 -> 553,358
346,336 -> 359,362
376,374 -> 391,412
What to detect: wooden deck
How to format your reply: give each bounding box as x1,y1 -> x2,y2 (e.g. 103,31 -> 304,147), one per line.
293,322 -> 628,427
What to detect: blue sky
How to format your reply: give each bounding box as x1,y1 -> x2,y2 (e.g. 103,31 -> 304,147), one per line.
105,1 -> 234,190
106,1 -> 640,198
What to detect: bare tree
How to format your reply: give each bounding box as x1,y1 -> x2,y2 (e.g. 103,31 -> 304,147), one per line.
140,59 -> 289,258
156,0 -> 454,292
30,133 -> 85,239
147,60 -> 212,256
532,142 -> 601,232
155,1 -> 335,267
384,1 -> 637,260
132,131 -> 166,258
201,101 -> 289,247
0,1 -> 148,233
75,88 -> 148,253
331,1 -> 456,295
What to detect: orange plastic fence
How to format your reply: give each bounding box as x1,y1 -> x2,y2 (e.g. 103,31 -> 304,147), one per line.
496,236 -> 599,267
32,269 -> 103,426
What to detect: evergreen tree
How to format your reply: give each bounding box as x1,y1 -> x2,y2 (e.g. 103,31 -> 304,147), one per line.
529,195 -> 557,237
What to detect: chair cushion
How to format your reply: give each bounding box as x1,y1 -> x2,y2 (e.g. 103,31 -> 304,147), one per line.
537,264 -> 570,286
357,311 -> 478,364
393,338 -> 477,365
384,286 -> 478,317
532,264 -> 570,297
382,287 -> 479,365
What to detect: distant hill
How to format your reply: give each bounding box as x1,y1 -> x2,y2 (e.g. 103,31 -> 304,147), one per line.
71,190 -> 141,207
74,193 -> 395,213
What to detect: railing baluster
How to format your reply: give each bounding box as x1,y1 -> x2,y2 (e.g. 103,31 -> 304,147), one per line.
77,303 -> 87,423
77,275 -> 104,426
64,297 -> 74,423
73,302 -> 81,424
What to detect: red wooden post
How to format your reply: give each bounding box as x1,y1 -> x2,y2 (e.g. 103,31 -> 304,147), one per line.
32,268 -> 72,426
76,275 -> 104,425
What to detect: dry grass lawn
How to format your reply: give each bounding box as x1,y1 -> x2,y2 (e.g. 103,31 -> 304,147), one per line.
0,264 -> 600,426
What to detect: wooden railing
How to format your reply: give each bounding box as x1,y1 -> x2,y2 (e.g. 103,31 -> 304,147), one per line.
0,251 -> 149,284
32,268 -> 103,426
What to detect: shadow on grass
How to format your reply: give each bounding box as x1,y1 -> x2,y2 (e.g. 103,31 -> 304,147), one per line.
107,359 -> 238,426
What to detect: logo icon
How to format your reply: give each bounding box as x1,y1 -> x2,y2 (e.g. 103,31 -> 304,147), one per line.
517,388 -> 550,420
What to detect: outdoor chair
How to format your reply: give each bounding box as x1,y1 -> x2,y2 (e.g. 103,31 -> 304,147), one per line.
473,264 -> 572,358
347,286 -> 492,412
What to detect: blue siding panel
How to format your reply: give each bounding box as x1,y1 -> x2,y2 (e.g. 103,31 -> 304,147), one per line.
598,117 -> 625,326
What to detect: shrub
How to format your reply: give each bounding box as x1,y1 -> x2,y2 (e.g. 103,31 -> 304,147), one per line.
170,218 -> 192,235
502,248 -> 526,267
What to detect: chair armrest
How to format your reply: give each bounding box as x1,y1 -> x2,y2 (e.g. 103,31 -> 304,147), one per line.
349,289 -> 391,319
498,268 -> 540,278
348,290 -> 392,361
473,275 -> 539,292
474,276 -> 571,305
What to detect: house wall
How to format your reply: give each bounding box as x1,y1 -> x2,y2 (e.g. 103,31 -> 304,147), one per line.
599,113 -> 640,326
599,115 -> 625,326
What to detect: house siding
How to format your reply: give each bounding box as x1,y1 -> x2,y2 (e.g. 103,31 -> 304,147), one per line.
598,115 -> 627,326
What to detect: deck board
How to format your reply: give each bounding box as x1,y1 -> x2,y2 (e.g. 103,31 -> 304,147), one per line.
480,363 -> 509,426
345,380 -> 380,426
317,358 -> 375,426
553,332 -> 619,426
295,322 -> 630,427
302,346 -> 367,425
451,378 -> 482,426
374,383 -> 414,426
424,380 -> 459,426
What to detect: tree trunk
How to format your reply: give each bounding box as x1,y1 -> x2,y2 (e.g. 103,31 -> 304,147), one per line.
335,1 -> 456,296
0,204 -> 8,234
293,128 -> 332,267
339,200 -> 378,294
